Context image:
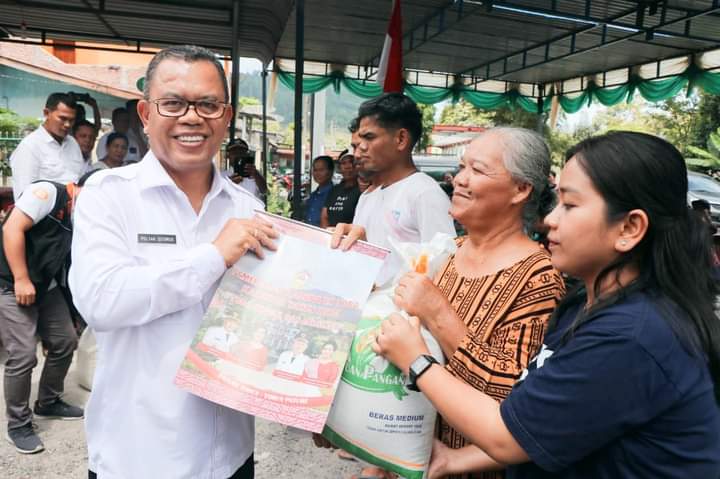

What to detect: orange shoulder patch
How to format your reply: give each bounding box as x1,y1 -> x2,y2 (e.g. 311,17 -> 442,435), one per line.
32,188 -> 49,201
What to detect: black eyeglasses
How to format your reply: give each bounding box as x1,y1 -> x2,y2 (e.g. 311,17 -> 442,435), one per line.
151,98 -> 229,119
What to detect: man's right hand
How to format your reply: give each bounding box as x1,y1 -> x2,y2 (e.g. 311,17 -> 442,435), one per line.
212,218 -> 278,267
14,278 -> 36,306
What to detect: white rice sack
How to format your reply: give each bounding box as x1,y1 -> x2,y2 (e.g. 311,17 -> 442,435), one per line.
323,234 -> 457,479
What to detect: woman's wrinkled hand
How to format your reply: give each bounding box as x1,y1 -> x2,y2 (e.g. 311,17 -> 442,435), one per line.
427,439 -> 453,479
371,314 -> 430,375
394,272 -> 452,329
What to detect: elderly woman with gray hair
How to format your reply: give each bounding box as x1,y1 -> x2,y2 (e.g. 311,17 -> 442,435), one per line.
382,127 -> 565,479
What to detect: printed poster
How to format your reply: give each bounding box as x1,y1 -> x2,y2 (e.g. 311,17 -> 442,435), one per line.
175,211 -> 388,433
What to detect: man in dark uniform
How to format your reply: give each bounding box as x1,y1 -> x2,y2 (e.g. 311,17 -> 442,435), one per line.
0,171 -> 95,454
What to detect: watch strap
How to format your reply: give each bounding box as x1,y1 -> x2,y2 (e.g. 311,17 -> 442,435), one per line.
407,354 -> 438,392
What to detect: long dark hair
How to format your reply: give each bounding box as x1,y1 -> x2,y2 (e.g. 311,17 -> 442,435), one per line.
553,131 -> 720,402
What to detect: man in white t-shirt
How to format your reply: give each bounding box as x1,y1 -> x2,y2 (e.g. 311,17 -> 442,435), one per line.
333,93 -> 455,285
9,93 -> 85,200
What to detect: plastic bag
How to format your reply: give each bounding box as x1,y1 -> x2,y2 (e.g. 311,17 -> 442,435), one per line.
323,233 -> 457,479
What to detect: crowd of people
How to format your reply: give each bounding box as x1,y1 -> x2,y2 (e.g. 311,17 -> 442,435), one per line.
0,43 -> 718,479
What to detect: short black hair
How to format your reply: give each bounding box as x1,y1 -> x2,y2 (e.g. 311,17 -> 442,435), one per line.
356,93 -> 422,148
112,107 -> 128,120
46,92 -> 77,111
312,155 -> 335,174
348,117 -> 359,133
692,199 -> 711,211
106,132 -> 129,147
73,119 -> 96,134
143,45 -> 228,102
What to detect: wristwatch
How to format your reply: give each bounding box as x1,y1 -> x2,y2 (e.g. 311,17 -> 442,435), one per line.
406,354 -> 438,392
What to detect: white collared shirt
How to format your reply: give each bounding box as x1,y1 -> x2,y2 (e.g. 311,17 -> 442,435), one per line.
69,151 -> 263,479
9,125 -> 85,200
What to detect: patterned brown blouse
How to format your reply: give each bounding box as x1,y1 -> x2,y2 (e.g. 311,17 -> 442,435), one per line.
434,238 -> 565,479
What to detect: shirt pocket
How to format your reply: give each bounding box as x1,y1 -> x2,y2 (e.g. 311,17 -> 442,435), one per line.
39,153 -> 64,179
132,239 -> 186,265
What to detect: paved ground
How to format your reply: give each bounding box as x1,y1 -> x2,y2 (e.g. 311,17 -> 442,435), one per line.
0,348 -> 363,478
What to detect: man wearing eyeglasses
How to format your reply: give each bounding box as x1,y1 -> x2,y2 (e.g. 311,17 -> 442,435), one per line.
69,45 -> 278,479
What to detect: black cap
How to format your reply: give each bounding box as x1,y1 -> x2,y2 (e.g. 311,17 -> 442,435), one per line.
227,138 -> 249,152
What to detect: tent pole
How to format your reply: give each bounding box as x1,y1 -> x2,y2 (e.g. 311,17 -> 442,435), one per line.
229,0 -> 240,141
292,0 -> 305,219
262,65 -> 269,179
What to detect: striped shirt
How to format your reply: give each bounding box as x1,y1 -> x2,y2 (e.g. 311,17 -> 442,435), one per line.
435,237 -> 565,479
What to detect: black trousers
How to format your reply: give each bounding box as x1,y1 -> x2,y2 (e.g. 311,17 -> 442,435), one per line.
89,454 -> 254,479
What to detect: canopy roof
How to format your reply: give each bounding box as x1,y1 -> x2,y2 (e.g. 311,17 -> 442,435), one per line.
2,0 -> 719,94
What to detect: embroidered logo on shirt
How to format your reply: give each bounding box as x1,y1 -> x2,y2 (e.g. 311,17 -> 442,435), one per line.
519,344 -> 554,381
137,234 -> 177,244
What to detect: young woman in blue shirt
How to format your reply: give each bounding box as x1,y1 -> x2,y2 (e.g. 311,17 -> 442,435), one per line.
373,131 -> 720,478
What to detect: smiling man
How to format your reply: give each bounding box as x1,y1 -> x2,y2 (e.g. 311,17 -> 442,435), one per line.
9,93 -> 85,200
69,45 -> 278,479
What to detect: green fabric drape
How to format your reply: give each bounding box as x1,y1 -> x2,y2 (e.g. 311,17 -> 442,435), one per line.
404,84 -> 452,105
342,78 -> 384,98
277,70 -> 335,94
276,65 -> 720,114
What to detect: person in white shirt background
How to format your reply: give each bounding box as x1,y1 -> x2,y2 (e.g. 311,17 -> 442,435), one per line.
69,45 -> 278,479
125,98 -> 149,163
9,92 -> 85,200
93,132 -> 128,170
95,107 -> 130,162
73,119 -> 99,170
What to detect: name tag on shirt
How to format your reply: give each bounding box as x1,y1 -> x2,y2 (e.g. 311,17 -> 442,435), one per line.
138,234 -> 176,245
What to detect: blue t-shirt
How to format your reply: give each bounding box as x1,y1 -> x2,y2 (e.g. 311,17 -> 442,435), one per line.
501,291 -> 720,479
304,183 -> 333,226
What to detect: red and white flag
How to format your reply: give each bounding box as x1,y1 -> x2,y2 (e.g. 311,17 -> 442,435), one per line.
376,0 -> 403,93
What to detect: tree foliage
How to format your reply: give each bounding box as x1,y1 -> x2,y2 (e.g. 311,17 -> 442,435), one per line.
0,107 -> 41,134
439,100 -> 493,126
690,92 -> 720,149
265,177 -> 292,217
417,103 -> 436,151
686,127 -> 720,174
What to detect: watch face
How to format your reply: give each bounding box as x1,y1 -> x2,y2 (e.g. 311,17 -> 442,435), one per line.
406,355 -> 435,392
410,355 -> 433,376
